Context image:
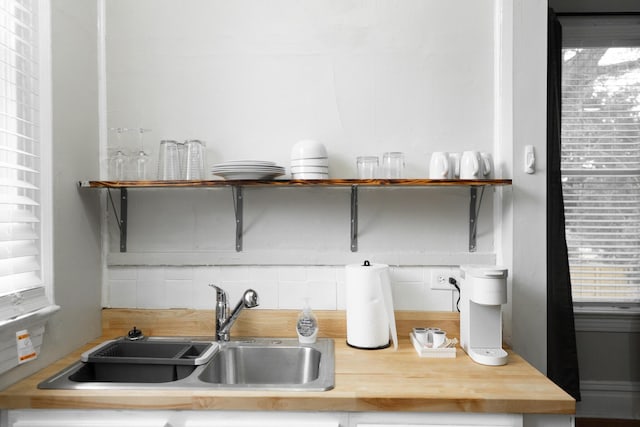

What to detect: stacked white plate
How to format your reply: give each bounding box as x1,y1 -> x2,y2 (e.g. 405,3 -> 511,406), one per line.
290,140 -> 329,179
211,160 -> 285,180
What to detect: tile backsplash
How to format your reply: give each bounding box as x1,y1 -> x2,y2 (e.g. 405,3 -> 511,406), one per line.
107,266 -> 455,312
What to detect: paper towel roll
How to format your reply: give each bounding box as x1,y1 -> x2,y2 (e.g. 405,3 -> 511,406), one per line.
345,261 -> 398,350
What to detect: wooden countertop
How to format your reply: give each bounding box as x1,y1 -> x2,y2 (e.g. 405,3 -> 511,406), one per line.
0,309 -> 575,414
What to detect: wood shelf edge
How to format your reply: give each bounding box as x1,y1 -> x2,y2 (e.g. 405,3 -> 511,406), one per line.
79,178 -> 513,189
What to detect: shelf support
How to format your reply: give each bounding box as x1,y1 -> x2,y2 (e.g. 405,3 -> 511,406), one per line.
350,185 -> 358,252
107,188 -> 128,252
468,186 -> 486,252
232,186 -> 243,252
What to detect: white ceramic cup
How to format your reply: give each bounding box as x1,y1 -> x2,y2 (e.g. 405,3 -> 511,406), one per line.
460,151 -> 482,180
429,152 -> 450,179
414,327 -> 442,348
480,152 -> 493,179
431,330 -> 447,349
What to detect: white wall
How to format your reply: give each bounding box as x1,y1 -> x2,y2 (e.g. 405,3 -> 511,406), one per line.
0,0 -> 103,390
99,0 -> 550,378
100,0 -> 513,315
510,0 -> 548,373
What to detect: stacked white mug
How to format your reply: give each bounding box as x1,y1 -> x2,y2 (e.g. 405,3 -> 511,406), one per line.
430,151 -> 493,180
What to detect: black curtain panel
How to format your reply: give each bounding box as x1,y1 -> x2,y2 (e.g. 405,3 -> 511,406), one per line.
546,8 -> 581,401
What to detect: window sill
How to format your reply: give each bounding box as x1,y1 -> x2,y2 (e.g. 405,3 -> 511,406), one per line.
0,304 -> 60,330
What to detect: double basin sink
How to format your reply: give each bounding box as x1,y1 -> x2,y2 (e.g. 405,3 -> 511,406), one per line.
38,337 -> 334,391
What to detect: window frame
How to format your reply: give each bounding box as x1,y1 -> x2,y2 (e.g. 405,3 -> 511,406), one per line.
558,13 -> 640,310
0,0 -> 54,323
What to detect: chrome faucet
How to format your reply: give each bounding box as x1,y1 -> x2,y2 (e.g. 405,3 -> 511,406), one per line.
209,285 -> 259,341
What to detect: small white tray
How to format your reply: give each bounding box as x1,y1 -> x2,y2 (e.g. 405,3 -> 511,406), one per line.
409,333 -> 457,358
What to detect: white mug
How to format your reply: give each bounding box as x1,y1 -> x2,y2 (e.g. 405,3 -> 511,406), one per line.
429,152 -> 450,179
460,151 -> 482,180
480,152 -> 493,179
431,330 -> 447,349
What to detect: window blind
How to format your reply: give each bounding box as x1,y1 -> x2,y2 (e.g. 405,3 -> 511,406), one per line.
0,0 -> 49,320
561,44 -> 640,303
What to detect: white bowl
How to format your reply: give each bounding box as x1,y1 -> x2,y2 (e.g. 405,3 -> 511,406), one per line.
291,139 -> 327,160
291,172 -> 329,180
290,166 -> 329,173
290,158 -> 329,167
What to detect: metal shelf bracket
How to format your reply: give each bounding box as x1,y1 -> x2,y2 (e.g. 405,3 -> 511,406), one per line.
351,185 -> 358,252
107,188 -> 128,252
468,186 -> 486,252
232,186 -> 243,252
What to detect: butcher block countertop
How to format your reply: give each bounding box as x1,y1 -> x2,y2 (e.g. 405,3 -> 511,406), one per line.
0,309 -> 575,414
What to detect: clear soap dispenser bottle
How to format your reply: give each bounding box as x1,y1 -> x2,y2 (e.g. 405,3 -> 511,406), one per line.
296,298 -> 318,344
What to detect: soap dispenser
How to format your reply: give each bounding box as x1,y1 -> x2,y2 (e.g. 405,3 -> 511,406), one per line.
296,299 -> 318,344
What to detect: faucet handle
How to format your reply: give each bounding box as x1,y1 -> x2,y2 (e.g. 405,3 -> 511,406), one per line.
208,284 -> 226,300
209,284 -> 228,321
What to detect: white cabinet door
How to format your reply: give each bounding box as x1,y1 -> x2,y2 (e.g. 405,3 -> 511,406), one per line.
8,410 -> 170,427
350,412 -> 524,427
182,411 -> 344,427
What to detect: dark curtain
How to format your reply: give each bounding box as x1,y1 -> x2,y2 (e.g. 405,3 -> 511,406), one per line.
546,8 -> 581,402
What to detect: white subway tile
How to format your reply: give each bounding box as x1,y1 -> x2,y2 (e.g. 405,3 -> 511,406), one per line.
335,266 -> 346,285
248,266 -> 279,282
277,281 -> 306,309
192,281 -> 214,309
219,266 -> 250,282
164,266 -> 194,280
108,280 -> 137,308
136,280 -> 166,309
165,280 -> 193,309
108,267 -> 137,280
336,281 -> 346,310
425,288 -> 455,311
279,281 -> 336,310
391,282 -> 426,310
305,267 -> 336,282
390,266 -> 425,282
277,266 -> 307,282
192,266 -> 220,287
136,267 -> 164,283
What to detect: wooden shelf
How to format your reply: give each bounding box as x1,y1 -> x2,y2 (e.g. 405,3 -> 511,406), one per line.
79,178 -> 512,254
79,178 -> 512,189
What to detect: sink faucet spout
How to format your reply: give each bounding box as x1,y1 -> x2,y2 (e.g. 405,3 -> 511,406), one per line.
210,285 -> 259,341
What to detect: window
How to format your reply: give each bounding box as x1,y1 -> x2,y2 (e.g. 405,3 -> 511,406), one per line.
0,0 -> 52,324
560,16 -> 640,304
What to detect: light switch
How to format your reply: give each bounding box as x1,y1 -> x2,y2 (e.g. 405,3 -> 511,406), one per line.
524,145 -> 535,174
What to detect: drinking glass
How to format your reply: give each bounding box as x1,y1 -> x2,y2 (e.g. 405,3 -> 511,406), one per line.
108,127 -> 131,180
356,156 -> 378,179
132,150 -> 151,180
157,140 -> 181,180
183,139 -> 206,180
132,128 -> 152,180
108,149 -> 129,181
382,152 -> 405,178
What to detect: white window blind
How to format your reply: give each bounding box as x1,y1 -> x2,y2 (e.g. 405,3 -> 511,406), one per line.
0,0 -> 50,320
561,25 -> 640,303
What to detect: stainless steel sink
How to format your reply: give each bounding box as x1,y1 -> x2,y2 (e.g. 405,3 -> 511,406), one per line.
198,340 -> 326,387
38,337 -> 334,391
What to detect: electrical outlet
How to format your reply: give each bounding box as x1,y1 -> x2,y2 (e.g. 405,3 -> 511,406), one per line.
429,268 -> 460,290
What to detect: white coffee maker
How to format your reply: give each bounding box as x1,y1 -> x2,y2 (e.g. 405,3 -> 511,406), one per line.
459,265 -> 509,366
